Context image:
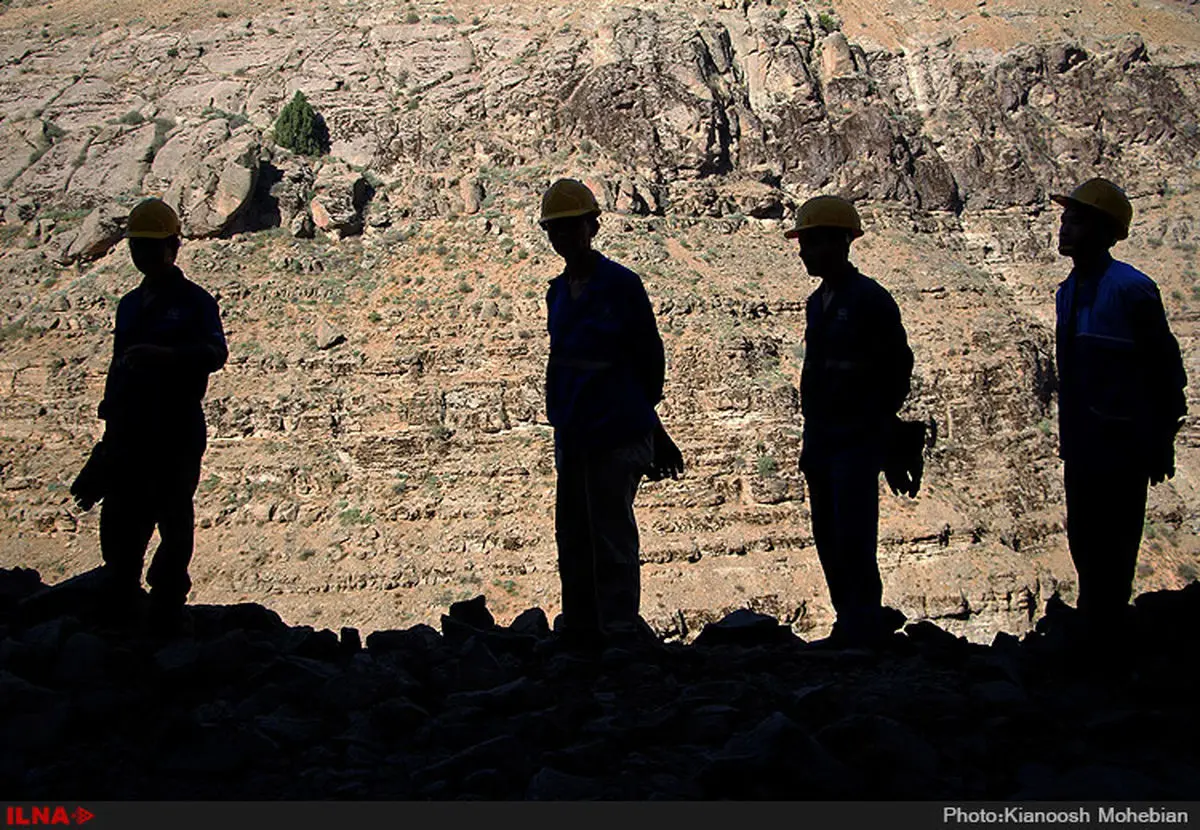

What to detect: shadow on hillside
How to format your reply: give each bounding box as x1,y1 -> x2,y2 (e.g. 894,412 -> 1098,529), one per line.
1,566 -> 1198,800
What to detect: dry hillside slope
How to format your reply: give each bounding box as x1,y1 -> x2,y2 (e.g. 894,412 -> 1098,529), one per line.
0,0 -> 1198,641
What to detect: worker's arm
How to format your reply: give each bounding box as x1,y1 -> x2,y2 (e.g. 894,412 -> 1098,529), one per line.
180,293 -> 228,374
1131,280 -> 1187,482
97,296 -> 132,421
121,294 -> 228,374
625,274 -> 665,408
875,290 -> 914,417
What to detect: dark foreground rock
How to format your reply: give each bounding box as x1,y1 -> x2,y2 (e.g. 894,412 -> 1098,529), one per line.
1,567 -> 1198,800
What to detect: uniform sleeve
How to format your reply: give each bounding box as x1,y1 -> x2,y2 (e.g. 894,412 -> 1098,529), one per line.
178,292 -> 228,374
876,290 -> 913,416
97,296 -> 130,420
1053,282 -> 1068,401
625,274 -> 665,408
1130,281 -> 1187,428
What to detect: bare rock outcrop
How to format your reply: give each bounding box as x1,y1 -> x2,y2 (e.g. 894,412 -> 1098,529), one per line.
1,0 -> 1198,655
63,202 -> 127,263
310,159 -> 368,238
148,119 -> 261,238
66,123 -> 159,208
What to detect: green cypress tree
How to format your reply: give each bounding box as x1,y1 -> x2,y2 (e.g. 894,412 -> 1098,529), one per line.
274,91 -> 327,156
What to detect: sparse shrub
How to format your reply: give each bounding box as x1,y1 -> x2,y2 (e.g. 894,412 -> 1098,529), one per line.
274,91 -> 329,157
817,12 -> 840,33
338,507 -> 372,526
1178,562 -> 1199,582
405,11 -> 420,23
756,454 -> 778,477
202,106 -> 249,129
216,9 -> 230,18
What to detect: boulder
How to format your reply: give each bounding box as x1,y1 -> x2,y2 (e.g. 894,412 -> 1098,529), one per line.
315,320 -> 345,350
310,159 -> 368,238
694,609 -> 794,647
819,32 -> 857,81
266,154 -> 316,228
64,203 -> 128,263
149,119 -> 261,238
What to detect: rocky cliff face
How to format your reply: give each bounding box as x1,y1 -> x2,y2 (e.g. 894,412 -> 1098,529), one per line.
0,0 -> 1198,642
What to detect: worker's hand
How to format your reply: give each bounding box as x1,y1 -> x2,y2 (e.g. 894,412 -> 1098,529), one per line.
1149,457 -> 1175,485
646,423 -> 684,482
1149,422 -> 1183,485
1149,442 -> 1176,485
120,344 -> 174,372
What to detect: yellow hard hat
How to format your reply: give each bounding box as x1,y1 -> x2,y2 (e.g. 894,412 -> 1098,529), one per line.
540,178 -> 601,224
785,195 -> 863,239
126,198 -> 181,239
1051,177 -> 1131,240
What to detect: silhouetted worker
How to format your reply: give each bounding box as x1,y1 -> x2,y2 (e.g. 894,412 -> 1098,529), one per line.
95,198 -> 227,630
1053,178 -> 1187,635
790,196 -> 913,647
540,178 -> 682,649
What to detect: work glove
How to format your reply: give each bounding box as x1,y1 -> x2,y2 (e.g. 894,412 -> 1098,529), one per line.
884,418 -> 928,498
70,441 -> 109,511
1148,422 -> 1183,485
646,421 -> 684,482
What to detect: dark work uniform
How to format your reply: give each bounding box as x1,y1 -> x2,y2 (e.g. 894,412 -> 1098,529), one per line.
800,267 -> 913,641
546,252 -> 664,638
98,266 -> 227,608
1055,257 -> 1186,626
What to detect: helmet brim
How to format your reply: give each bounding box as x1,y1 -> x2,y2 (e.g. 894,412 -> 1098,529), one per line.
126,230 -> 180,239
1050,194 -> 1128,239
784,226 -> 863,240
539,208 -> 601,225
